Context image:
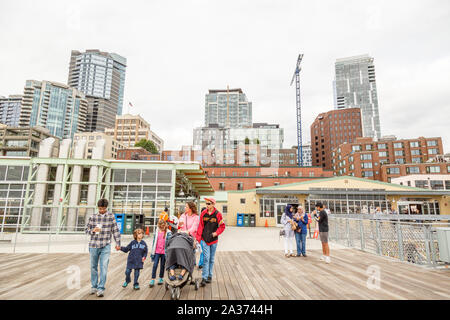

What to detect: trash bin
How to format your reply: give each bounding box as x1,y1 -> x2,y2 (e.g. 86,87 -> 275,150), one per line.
123,214 -> 135,234
134,214 -> 144,231
249,214 -> 256,227
236,213 -> 244,227
114,214 -> 124,234
243,214 -> 250,227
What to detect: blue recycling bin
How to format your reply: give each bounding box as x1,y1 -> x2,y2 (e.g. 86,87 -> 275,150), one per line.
114,214 -> 124,234
237,213 -> 244,227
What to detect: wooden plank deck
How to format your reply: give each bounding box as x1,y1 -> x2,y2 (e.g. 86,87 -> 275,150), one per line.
0,249 -> 449,300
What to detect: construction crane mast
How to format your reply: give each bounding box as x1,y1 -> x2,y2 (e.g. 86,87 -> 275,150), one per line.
290,53 -> 304,167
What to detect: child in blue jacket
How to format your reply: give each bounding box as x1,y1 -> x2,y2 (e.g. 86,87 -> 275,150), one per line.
119,228 -> 148,290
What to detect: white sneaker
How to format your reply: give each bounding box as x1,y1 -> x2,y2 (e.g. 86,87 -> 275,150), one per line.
96,290 -> 104,297
325,256 -> 331,264
90,288 -> 97,295
320,255 -> 325,261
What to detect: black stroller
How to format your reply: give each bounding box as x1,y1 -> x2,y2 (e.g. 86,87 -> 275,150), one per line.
164,232 -> 200,300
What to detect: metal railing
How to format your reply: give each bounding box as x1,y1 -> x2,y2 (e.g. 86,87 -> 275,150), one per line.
0,226 -> 138,254
328,216 -> 449,266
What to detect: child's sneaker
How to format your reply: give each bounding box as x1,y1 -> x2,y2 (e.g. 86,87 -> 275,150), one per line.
178,274 -> 183,280
169,275 -> 176,281
149,280 -> 155,288
134,284 -> 140,290
90,288 -> 97,295
158,278 -> 164,285
320,255 -> 325,261
96,290 -> 104,297
325,256 -> 331,264
122,281 -> 129,288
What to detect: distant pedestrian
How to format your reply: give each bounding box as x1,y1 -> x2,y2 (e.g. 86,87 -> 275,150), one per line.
313,202 -> 330,263
119,228 -> 148,290
196,197 -> 225,287
293,206 -> 309,257
85,198 -> 121,297
280,204 -> 296,257
149,219 -> 172,287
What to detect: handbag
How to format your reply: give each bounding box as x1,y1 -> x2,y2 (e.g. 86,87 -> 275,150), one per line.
290,220 -> 298,231
279,229 -> 285,237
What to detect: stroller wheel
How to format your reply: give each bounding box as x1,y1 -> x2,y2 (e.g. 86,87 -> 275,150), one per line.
175,286 -> 181,300
194,279 -> 199,291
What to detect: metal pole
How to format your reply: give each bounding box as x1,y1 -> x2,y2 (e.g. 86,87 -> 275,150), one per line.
429,226 -> 437,265
48,228 -> 51,253
13,227 -> 19,253
397,223 -> 404,261
360,219 -> 365,250
346,219 -> 351,247
376,220 -> 382,256
424,225 -> 432,265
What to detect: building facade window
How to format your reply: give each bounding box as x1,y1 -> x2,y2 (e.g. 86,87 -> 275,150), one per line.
427,166 -> 440,173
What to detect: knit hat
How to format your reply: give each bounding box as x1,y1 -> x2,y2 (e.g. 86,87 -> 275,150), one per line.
204,197 -> 216,205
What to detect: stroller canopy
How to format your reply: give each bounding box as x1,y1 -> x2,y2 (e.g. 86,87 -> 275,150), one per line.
165,232 -> 195,275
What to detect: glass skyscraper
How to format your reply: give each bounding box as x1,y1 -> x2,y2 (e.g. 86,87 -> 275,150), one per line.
334,54 -> 381,140
68,50 -> 127,132
19,80 -> 88,139
204,88 -> 252,128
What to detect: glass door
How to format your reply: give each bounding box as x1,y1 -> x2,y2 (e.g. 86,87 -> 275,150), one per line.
276,203 -> 287,226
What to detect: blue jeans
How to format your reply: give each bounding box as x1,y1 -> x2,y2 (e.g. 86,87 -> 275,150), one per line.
125,268 -> 140,286
89,244 -> 111,291
151,253 -> 166,279
198,251 -> 204,267
201,240 -> 217,280
295,231 -> 307,256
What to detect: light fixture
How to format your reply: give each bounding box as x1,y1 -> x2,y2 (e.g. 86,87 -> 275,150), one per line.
178,189 -> 185,197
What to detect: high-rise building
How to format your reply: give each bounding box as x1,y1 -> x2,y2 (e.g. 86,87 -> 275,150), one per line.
311,108 -> 363,170
68,50 -> 127,132
19,80 -> 88,139
104,114 -> 164,151
334,54 -> 381,139
0,95 -> 22,127
204,88 -> 252,128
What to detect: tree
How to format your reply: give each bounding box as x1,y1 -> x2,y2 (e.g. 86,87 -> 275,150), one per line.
135,139 -> 159,154
244,137 -> 250,145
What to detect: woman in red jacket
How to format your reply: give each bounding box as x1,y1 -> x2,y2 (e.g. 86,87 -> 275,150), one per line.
196,197 -> 226,287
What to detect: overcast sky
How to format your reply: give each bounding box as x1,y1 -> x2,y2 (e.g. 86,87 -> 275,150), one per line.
1,0 -> 449,152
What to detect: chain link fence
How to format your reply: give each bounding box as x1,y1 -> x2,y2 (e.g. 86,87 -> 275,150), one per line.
328,217 -> 450,266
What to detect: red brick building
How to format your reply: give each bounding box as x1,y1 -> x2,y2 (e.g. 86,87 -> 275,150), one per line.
203,166 -> 334,191
311,108 -> 362,170
332,136 -> 444,182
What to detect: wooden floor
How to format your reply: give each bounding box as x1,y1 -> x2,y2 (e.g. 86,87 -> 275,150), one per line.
0,249 -> 449,300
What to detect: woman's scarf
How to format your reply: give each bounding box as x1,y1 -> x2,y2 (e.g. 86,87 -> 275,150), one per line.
284,204 -> 293,219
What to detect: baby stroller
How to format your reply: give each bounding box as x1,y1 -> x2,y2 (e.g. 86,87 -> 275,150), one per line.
164,232 -> 200,300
